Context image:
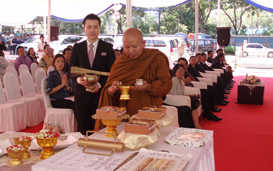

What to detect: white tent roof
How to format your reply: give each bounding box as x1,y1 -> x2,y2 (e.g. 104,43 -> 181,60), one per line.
1,0 -> 190,26
244,0 -> 273,13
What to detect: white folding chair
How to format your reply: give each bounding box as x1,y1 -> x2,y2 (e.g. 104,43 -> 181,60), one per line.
42,78 -> 77,133
19,64 -> 30,75
31,63 -> 39,82
35,68 -> 46,93
20,70 -> 41,97
47,66 -> 55,75
4,72 -> 44,127
6,65 -> 19,84
0,79 -> 28,132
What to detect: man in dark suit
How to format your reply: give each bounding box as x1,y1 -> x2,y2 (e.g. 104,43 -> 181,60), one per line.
70,14 -> 115,135
207,50 -> 214,63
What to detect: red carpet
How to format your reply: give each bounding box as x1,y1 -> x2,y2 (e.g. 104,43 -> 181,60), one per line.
200,76 -> 273,171
19,122 -> 43,133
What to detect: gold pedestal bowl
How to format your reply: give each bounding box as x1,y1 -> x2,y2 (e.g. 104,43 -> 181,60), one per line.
119,86 -> 131,100
6,148 -> 24,166
14,138 -> 32,159
93,114 -> 130,137
36,137 -> 58,159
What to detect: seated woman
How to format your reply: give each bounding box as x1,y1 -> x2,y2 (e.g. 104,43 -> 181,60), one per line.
27,48 -> 38,63
46,54 -> 76,115
169,64 -> 202,129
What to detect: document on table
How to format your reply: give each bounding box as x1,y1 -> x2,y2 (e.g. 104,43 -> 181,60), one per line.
32,149 -> 132,171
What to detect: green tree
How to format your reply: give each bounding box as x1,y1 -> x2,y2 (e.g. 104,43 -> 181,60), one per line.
221,0 -> 255,35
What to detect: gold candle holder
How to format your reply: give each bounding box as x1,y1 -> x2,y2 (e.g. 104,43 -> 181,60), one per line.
120,86 -> 131,100
6,148 -> 24,166
14,138 -> 32,159
36,137 -> 58,159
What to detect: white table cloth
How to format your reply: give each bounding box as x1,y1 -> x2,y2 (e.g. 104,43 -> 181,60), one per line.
32,124 -> 215,171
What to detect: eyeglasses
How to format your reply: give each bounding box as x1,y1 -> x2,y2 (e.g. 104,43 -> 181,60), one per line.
177,69 -> 184,73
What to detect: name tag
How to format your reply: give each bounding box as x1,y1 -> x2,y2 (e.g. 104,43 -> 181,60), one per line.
101,52 -> 107,56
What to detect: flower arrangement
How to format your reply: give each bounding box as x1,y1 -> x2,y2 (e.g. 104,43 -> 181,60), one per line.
7,144 -> 25,152
35,129 -> 60,139
242,74 -> 261,84
15,136 -> 32,141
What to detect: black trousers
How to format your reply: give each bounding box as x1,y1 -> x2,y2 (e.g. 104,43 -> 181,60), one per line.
51,99 -> 76,111
75,102 -> 97,135
163,104 -> 194,128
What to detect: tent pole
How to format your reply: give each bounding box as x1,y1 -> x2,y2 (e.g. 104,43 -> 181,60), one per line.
126,0 -> 132,29
47,0 -> 51,44
158,10 -> 161,34
217,0 -> 221,27
195,0 -> 199,53
43,16 -> 46,37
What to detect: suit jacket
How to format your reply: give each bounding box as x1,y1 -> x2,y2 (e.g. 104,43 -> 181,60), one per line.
207,57 -> 213,63
70,39 -> 115,104
202,62 -> 214,71
46,70 -> 71,100
195,63 -> 206,73
211,60 -> 225,69
188,64 -> 202,80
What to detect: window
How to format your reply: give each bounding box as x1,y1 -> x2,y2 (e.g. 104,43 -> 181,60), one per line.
169,40 -> 177,48
246,45 -> 255,48
153,40 -> 166,47
255,45 -> 263,49
198,41 -> 205,46
145,40 -> 153,47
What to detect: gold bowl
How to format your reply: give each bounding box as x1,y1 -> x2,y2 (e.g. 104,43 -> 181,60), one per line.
6,148 -> 24,166
14,138 -> 32,159
93,114 -> 130,138
101,119 -> 123,137
36,137 -> 58,159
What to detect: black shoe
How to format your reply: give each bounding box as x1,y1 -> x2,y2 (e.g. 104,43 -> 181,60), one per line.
224,89 -> 230,94
225,86 -> 231,90
223,95 -> 228,99
222,99 -> 229,104
227,84 -> 233,88
230,80 -> 235,83
212,105 -> 221,112
205,112 -> 222,121
229,83 -> 234,87
218,99 -> 228,106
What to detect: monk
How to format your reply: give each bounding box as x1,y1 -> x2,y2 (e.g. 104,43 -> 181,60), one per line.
95,28 -> 172,130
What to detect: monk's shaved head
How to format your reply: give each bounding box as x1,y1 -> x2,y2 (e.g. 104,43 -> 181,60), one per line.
123,28 -> 145,59
123,28 -> 143,43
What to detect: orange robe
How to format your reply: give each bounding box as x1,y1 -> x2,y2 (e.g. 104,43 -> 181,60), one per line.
95,49 -> 172,130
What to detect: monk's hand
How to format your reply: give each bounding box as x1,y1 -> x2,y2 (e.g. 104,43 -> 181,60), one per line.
134,81 -> 152,91
108,81 -> 122,96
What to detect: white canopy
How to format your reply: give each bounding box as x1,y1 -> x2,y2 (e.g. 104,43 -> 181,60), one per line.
244,0 -> 273,13
0,0 -> 191,26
